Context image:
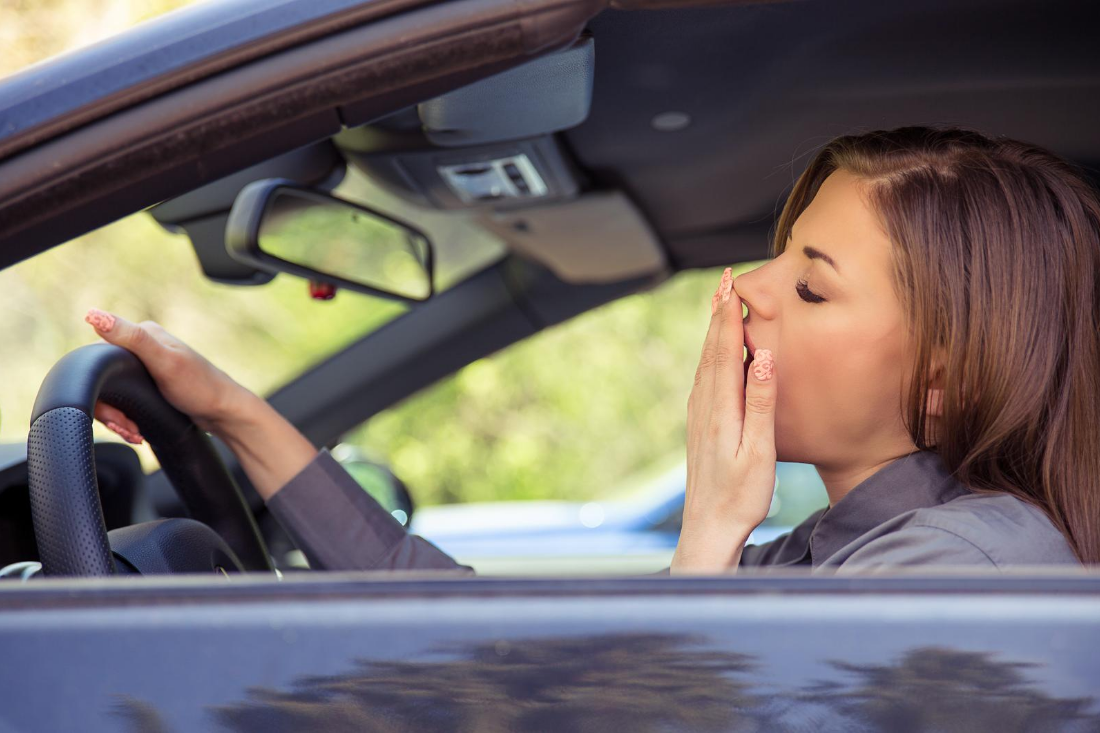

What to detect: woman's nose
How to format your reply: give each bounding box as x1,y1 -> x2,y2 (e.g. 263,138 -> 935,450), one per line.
734,268 -> 776,320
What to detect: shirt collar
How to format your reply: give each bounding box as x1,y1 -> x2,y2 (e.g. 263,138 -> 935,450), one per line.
808,450 -> 972,566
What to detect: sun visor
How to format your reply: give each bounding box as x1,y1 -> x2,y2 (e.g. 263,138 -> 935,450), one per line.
417,36 -> 593,147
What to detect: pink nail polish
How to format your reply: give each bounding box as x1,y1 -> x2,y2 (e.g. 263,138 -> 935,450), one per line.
721,268 -> 733,303
85,308 -> 116,333
106,421 -> 143,444
752,349 -> 775,381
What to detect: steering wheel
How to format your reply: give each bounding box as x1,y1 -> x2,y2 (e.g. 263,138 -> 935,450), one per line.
26,343 -> 274,576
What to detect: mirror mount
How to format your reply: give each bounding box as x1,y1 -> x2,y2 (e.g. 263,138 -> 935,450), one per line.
226,178 -> 435,303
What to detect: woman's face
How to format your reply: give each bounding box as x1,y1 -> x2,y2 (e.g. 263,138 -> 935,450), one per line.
734,169 -> 918,472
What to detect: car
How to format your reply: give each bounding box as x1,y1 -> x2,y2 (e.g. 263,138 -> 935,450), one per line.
1,0 -> 1099,730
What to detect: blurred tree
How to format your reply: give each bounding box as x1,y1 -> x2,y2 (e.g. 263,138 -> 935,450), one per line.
799,645 -> 1100,732
211,633 -> 770,732
344,265 -> 756,505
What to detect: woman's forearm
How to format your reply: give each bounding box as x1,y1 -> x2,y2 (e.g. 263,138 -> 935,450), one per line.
210,390 -> 319,501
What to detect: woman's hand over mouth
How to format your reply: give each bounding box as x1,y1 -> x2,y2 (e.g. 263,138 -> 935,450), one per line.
671,268 -> 778,575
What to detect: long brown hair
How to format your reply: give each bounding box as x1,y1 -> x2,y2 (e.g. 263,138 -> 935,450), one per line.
772,126 -> 1100,564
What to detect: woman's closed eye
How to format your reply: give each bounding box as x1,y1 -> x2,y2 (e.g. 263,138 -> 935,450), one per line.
796,277 -> 826,303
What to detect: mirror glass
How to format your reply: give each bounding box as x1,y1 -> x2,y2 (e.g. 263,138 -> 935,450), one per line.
258,188 -> 431,300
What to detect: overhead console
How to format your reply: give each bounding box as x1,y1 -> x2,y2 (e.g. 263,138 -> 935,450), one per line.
334,36 -> 594,211
341,135 -> 583,210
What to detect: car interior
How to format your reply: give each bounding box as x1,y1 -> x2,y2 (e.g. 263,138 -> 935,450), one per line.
0,0 -> 1098,577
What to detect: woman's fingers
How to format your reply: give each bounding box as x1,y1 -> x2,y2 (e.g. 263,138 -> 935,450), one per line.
92,402 -> 144,444
690,269 -> 732,445
710,275 -> 745,430
86,308 -> 170,444
740,348 -> 777,461
693,268 -> 732,393
85,308 -> 171,369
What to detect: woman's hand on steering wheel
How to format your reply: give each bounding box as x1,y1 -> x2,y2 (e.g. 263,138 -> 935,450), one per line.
84,308 -> 251,443
83,308 -> 318,501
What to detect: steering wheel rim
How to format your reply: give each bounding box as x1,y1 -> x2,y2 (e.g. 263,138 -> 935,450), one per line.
27,343 -> 274,576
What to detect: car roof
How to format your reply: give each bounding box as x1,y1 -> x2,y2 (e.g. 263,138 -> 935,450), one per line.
568,0 -> 1100,268
0,0 -> 1097,272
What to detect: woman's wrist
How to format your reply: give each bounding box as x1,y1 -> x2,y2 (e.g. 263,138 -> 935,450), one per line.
204,387 -> 319,501
670,522 -> 756,575
195,378 -> 258,437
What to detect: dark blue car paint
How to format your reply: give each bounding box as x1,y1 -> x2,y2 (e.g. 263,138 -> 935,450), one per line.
1,575 -> 1098,731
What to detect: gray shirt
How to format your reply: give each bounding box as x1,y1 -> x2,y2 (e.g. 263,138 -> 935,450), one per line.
266,448 -> 1080,574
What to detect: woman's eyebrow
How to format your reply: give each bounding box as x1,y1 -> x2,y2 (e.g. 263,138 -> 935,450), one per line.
803,245 -> 840,274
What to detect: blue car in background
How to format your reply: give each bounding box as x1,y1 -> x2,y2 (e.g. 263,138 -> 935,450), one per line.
406,461 -> 828,574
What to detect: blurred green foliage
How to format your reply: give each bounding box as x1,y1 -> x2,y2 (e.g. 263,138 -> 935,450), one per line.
345,264 -> 760,505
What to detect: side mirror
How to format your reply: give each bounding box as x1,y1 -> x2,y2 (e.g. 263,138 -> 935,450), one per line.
225,179 -> 434,302
330,445 -> 415,527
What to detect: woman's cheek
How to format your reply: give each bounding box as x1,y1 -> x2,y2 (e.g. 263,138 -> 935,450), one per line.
772,348 -> 818,461
772,336 -> 852,462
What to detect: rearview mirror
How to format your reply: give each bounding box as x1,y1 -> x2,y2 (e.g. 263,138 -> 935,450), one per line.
226,179 -> 434,302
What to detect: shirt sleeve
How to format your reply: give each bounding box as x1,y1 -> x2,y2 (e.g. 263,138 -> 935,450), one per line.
265,448 -> 474,574
739,508 -> 825,567
832,524 -> 998,574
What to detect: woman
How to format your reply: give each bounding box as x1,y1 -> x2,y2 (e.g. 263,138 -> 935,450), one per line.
84,126 -> 1099,574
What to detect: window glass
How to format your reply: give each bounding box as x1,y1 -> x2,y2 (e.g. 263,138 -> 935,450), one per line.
0,168 -> 506,461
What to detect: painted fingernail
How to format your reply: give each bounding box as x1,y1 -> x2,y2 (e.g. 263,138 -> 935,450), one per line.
106,421 -> 143,445
721,267 -> 733,303
752,349 -> 775,381
85,308 -> 116,333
